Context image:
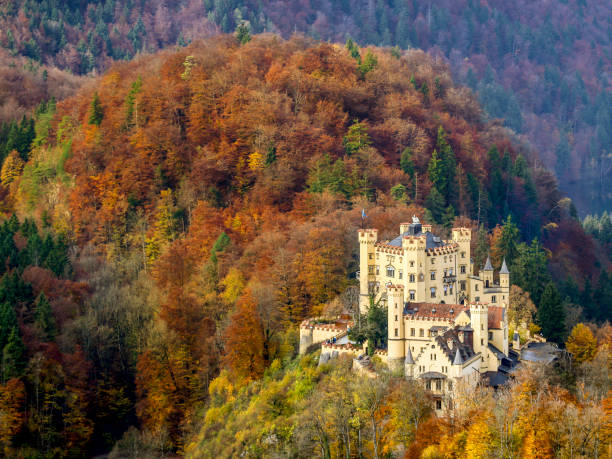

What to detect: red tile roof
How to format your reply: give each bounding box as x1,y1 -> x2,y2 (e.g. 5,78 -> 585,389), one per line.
488,306 -> 505,329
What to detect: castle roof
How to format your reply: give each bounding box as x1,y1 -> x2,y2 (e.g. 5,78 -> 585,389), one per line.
387,228 -> 451,250
483,255 -> 494,271
487,306 -> 505,330
500,258 -> 510,274
404,347 -> 415,364
404,303 -> 467,320
435,327 -> 476,363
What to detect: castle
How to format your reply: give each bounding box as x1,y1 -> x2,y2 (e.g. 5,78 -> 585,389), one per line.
300,217 -> 516,410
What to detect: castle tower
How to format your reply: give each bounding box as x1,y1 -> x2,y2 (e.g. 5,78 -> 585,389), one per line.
452,227 -> 472,277
500,258 -> 510,289
358,229 -> 378,313
470,302 -> 489,370
387,284 -> 405,370
481,255 -> 494,288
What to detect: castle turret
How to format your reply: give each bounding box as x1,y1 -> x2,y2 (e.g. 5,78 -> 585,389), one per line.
500,258 -> 510,289
481,255 -> 494,288
470,302 -> 489,370
404,346 -> 415,377
358,228 -> 378,313
387,284 -> 405,370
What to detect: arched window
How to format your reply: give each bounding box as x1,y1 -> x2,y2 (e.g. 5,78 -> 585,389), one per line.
386,266 -> 395,277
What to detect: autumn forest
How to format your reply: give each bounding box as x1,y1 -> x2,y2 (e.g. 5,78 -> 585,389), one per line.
0,2 -> 609,458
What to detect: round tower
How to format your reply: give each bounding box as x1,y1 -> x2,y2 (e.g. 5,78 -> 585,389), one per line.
387,284 -> 405,371
358,228 -> 378,313
470,302 -> 489,370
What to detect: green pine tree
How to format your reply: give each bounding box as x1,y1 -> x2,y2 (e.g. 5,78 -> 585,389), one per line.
2,326 -> 25,381
497,215 -> 520,264
89,92 -> 104,126
425,187 -> 445,224
235,21 -> 251,45
537,282 -> 566,343
400,147 -> 415,178
343,120 -> 371,156
34,293 -> 57,340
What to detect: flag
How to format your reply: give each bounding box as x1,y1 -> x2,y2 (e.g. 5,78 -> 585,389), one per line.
361,209 -> 367,220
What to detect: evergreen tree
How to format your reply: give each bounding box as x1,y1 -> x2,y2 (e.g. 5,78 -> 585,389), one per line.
537,282 -> 565,343
511,239 -> 551,304
235,21 -> 251,45
2,327 -> 25,381
442,205 -> 455,229
34,293 -> 57,340
472,225 -> 489,273
496,215 -> 520,265
400,147 -> 415,178
0,302 -> 17,350
343,121 -> 371,156
425,188 -> 445,224
89,91 -> 104,126
427,149 -> 444,197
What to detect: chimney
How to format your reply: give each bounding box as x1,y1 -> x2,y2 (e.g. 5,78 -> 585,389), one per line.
447,338 -> 454,350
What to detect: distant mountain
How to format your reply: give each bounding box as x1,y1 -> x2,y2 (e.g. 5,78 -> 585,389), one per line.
2,0 -> 609,214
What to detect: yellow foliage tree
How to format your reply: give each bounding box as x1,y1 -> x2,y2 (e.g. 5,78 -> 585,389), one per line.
146,189 -> 179,262
464,415 -> 493,458
0,150 -> 24,187
220,268 -> 245,304
566,323 -> 598,364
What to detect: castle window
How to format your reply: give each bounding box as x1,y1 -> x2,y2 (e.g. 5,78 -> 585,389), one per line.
399,270 -> 403,279
486,280 -> 490,288
460,281 -> 466,291
395,315 -> 398,321
395,328 -> 398,337
387,266 -> 395,277
420,329 -> 424,337
409,290 -> 416,300
419,273 -> 424,281
376,253 -> 379,259
409,274 -> 415,283
430,271 -> 436,280
430,287 -> 436,298
436,400 -> 442,410
475,296 -> 480,301
444,256 -> 447,263
376,266 -> 380,275
431,258 -> 436,264
481,324 -> 484,331
488,331 -> 493,340
426,381 -> 432,390
368,253 -> 373,259
449,255 -> 452,261
368,266 -> 374,274
460,265 -> 466,274
449,268 -> 453,276
411,328 -> 415,337
491,295 -> 496,303
475,284 -> 479,291
448,381 -> 453,391
436,380 -> 442,390
461,252 -> 466,258
410,261 -> 414,267
481,339 -> 484,345
444,285 -> 448,295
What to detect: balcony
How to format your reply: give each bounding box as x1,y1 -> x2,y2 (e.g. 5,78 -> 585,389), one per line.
443,275 -> 456,283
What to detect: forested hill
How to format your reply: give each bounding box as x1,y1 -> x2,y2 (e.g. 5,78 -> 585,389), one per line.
1,0 -> 610,214
0,34 -> 609,455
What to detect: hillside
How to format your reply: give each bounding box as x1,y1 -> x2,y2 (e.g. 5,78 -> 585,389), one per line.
1,0 -> 610,214
0,35 -> 610,456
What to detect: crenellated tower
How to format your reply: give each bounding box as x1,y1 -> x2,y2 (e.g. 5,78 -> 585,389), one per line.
358,228 -> 378,313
